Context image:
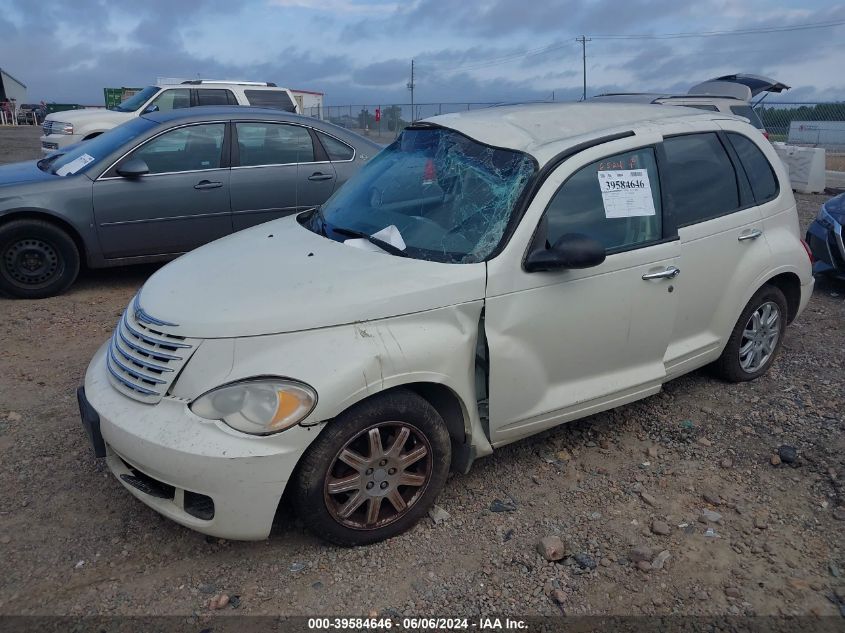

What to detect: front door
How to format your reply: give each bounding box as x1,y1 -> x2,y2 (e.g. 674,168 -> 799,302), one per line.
92,122 -> 231,259
485,144 -> 680,445
230,121 -> 336,231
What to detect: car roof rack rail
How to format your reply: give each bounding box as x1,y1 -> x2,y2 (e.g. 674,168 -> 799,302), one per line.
179,80 -> 278,87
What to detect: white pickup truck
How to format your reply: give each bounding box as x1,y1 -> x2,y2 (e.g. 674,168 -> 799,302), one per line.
40,80 -> 299,155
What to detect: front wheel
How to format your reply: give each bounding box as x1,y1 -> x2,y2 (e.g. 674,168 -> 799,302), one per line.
0,219 -> 80,299
714,285 -> 788,382
292,389 -> 451,546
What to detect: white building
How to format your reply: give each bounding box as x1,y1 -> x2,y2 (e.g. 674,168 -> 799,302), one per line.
291,89 -> 324,118
0,68 -> 27,104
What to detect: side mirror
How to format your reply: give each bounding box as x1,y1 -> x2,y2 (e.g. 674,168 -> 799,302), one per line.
116,157 -> 150,178
143,104 -> 159,114
524,233 -> 606,272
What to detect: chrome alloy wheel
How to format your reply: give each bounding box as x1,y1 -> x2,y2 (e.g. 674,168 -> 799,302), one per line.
324,422 -> 432,530
739,301 -> 780,373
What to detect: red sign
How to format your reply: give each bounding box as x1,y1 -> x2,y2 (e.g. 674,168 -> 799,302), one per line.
375,108 -> 381,122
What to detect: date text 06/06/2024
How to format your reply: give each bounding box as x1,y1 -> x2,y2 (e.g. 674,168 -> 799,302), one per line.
306,617 -> 529,630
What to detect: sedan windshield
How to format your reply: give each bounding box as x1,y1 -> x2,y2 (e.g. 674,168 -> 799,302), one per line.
44,118 -> 158,177
111,86 -> 159,112
309,126 -> 536,263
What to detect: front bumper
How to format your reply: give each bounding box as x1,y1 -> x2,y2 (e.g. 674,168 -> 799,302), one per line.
82,343 -> 320,540
39,133 -> 81,155
806,216 -> 845,279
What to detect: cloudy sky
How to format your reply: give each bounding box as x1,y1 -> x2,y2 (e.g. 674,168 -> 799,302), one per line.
2,0 -> 844,108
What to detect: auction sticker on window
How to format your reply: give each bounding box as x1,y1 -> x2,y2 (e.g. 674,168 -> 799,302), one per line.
597,169 -> 656,218
56,153 -> 95,177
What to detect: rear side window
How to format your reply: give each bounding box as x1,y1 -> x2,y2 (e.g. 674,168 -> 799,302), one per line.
662,133 -> 740,227
729,105 -> 764,129
196,89 -> 237,106
726,133 -> 778,203
244,90 -> 297,112
317,131 -> 354,161
235,122 -> 315,166
543,147 -> 662,253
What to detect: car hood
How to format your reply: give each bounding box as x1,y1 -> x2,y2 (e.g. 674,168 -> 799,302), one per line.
46,109 -> 131,125
137,216 -> 487,339
0,160 -> 57,186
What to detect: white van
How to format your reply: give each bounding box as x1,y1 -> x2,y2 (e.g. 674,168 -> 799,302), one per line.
40,80 -> 298,155
78,103 -> 813,545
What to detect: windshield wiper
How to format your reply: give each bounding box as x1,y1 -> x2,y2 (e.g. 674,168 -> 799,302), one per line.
330,226 -> 410,258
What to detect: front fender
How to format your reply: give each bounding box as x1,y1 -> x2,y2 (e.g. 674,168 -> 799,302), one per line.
169,301 -> 491,457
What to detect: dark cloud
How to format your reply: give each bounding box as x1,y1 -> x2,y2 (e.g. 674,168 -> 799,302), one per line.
0,0 -> 841,107
352,59 -> 410,86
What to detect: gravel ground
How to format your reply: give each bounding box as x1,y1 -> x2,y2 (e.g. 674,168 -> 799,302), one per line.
0,127 -> 843,621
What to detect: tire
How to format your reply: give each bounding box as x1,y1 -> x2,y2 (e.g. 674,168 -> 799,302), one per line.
714,284 -> 788,382
292,389 -> 451,546
0,219 -> 80,299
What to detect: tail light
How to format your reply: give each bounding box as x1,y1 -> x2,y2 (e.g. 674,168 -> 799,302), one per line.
762,130 -> 770,140
422,159 -> 436,186
800,238 -> 814,264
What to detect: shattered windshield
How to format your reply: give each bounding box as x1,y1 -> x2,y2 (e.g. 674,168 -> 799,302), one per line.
307,126 -> 536,263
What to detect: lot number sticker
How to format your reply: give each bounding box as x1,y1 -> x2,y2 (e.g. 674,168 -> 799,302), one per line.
597,169 -> 656,218
56,153 -> 95,177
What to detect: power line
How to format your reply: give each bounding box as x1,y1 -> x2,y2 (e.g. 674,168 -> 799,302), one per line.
590,19 -> 845,40
423,41 -> 577,74
419,18 -> 845,77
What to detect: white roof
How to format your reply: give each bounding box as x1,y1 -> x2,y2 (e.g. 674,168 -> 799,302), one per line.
423,102 -> 722,164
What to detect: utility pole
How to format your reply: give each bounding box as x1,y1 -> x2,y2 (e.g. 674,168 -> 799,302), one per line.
576,36 -> 591,101
407,59 -> 415,122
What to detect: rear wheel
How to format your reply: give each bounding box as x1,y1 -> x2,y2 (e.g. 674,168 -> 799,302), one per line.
292,389 -> 451,546
714,285 -> 787,382
0,219 -> 80,299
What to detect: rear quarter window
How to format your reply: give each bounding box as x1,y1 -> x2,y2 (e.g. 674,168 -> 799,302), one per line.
317,131 -> 355,161
244,90 -> 297,112
726,132 -> 778,203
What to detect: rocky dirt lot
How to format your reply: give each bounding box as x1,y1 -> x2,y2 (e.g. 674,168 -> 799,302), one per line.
0,127 -> 843,622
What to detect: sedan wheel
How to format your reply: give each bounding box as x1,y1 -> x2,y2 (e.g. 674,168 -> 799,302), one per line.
0,219 -> 80,299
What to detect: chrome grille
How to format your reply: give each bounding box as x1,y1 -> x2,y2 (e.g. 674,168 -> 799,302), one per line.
42,121 -> 53,135
106,296 -> 199,404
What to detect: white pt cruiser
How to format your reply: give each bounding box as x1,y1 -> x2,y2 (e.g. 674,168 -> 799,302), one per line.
79,103 -> 813,545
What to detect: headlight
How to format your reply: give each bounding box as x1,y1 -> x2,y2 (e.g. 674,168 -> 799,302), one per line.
190,378 -> 317,435
57,122 -> 73,134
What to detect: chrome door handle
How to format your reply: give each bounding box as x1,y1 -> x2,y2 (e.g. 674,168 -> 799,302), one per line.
194,180 -> 222,190
642,266 -> 680,280
738,229 -> 763,241
308,173 -> 334,181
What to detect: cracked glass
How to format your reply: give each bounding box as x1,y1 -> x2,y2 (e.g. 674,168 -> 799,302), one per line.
306,126 -> 536,263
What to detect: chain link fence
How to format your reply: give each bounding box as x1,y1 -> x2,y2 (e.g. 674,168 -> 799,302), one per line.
306,100 -> 845,169
304,102 -> 499,143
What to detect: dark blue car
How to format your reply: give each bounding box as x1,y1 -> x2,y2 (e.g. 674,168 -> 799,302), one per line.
806,192 -> 845,279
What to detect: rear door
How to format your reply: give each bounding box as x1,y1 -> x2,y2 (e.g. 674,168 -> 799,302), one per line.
230,121 -> 336,230
660,129 -> 770,376
92,122 -> 232,259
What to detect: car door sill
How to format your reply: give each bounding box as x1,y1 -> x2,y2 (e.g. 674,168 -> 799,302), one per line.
490,382 -> 663,448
